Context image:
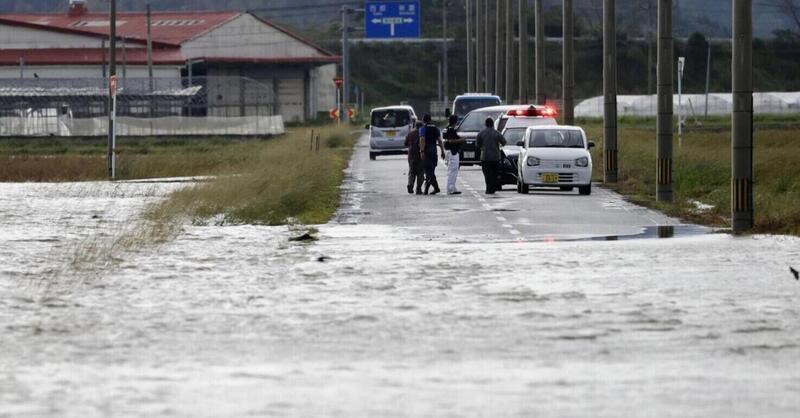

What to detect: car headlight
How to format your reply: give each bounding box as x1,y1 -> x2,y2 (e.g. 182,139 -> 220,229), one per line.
575,157 -> 589,167
526,156 -> 541,167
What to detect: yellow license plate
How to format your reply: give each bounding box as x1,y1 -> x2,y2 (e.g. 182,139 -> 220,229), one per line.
385,130 -> 397,138
541,173 -> 559,183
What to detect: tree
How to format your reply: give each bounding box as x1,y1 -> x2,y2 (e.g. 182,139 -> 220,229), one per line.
765,0 -> 800,34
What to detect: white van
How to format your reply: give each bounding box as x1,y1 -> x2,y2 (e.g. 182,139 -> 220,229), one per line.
367,105 -> 417,160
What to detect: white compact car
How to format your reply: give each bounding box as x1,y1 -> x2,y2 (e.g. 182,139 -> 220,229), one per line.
516,125 -> 595,195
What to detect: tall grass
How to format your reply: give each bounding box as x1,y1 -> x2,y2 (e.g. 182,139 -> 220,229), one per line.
584,121 -> 800,235
150,126 -> 355,225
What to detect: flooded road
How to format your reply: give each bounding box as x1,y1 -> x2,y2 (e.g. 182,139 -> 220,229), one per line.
1,136 -> 799,417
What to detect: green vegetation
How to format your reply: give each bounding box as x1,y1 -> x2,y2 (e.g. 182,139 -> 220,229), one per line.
583,118 -> 800,235
152,127 -> 355,225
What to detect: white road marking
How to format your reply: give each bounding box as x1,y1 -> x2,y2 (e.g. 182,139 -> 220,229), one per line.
496,216 -> 507,222
509,229 -> 521,235
502,224 -> 513,229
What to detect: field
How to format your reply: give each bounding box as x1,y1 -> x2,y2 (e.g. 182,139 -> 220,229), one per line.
581,116 -> 800,235
0,128 -> 355,226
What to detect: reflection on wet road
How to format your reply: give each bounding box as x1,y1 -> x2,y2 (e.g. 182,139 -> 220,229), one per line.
0,136 -> 798,417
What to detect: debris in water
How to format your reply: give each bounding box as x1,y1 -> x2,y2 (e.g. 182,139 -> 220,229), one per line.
791,266 -> 799,280
289,232 -> 317,242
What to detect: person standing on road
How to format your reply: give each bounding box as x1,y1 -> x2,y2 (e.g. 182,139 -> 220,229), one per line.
442,114 -> 465,195
475,117 -> 506,194
419,114 -> 446,195
404,120 -> 424,194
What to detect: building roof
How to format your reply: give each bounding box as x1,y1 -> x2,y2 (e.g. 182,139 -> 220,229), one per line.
0,11 -> 239,47
0,48 -> 185,66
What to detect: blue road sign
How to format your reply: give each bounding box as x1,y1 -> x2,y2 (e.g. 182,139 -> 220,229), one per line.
365,1 -> 421,39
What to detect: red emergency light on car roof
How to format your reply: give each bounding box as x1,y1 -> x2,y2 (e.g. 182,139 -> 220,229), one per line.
506,105 -> 558,118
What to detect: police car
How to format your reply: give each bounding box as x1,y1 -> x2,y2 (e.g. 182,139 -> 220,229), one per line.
516,125 -> 595,195
456,105 -> 558,166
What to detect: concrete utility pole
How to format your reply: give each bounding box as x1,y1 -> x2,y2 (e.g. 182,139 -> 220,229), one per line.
107,0 -> 116,180
495,0 -> 503,95
443,0 -> 449,103
484,0 -> 492,92
519,0 -> 529,102
535,0 -> 545,104
505,0 -> 513,101
466,0 -> 473,92
476,0 -> 483,91
563,0 -> 574,125
341,6 -> 352,123
656,0 -> 673,202
146,4 -> 153,92
603,0 -> 618,183
732,0 -> 754,232
704,43 -> 711,119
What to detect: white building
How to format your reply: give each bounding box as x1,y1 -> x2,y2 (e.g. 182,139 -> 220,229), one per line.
0,1 -> 339,122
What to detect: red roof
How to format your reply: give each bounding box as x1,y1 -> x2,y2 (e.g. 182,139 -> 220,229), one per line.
0,11 -> 240,47
0,48 -> 185,66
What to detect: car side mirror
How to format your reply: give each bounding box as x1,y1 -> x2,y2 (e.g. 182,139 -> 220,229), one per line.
444,108 -> 451,118
588,141 -> 596,149
516,141 -> 524,147
364,124 -> 370,130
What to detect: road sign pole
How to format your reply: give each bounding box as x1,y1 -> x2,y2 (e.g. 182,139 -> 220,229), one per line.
443,0 -> 449,103
732,0 -> 753,232
341,6 -> 350,123
603,0 -> 618,183
495,0 -> 502,95
563,0 -> 574,125
657,0 -> 673,202
678,56 -> 684,145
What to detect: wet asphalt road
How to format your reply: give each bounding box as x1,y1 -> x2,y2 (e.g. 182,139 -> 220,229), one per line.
340,133 -> 693,242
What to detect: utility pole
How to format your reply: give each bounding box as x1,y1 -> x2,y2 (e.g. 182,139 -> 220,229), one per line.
563,0 -> 574,125
603,0 -> 617,183
495,0 -> 503,95
18,56 -> 24,79
438,61 -> 443,101
505,0 -> 513,102
107,0 -> 116,180
443,0 -> 449,103
732,0 -> 753,232
535,0 -> 544,104
146,3 -> 153,93
678,56 -> 685,144
656,0 -> 673,202
476,0 -> 483,91
466,0 -> 473,92
704,43 -> 712,119
484,0 -> 492,92
519,0 -> 529,103
341,6 -> 352,123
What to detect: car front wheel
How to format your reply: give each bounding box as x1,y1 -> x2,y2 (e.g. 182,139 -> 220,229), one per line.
578,185 -> 591,195
369,152 -> 377,160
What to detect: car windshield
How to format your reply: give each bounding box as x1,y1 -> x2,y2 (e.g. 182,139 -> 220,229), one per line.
371,109 -> 411,128
454,98 -> 501,118
458,110 -> 502,132
502,128 -> 526,145
528,129 -> 585,148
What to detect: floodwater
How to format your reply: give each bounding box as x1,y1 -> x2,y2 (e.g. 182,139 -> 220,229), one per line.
1,180 -> 799,417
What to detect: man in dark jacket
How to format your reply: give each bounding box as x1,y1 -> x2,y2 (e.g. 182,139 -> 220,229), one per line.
419,114 -> 446,195
475,117 -> 506,194
442,114 -> 465,195
404,120 -> 424,194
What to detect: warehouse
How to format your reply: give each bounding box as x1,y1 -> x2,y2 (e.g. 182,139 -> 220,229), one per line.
0,0 -> 339,123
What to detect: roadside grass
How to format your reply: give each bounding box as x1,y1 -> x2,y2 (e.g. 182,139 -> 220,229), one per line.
0,137 -> 260,181
583,119 -> 800,235
151,126 -> 356,225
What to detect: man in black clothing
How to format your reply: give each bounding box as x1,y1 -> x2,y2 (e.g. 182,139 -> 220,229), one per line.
475,117 -> 506,194
404,120 -> 424,194
419,114 -> 446,195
